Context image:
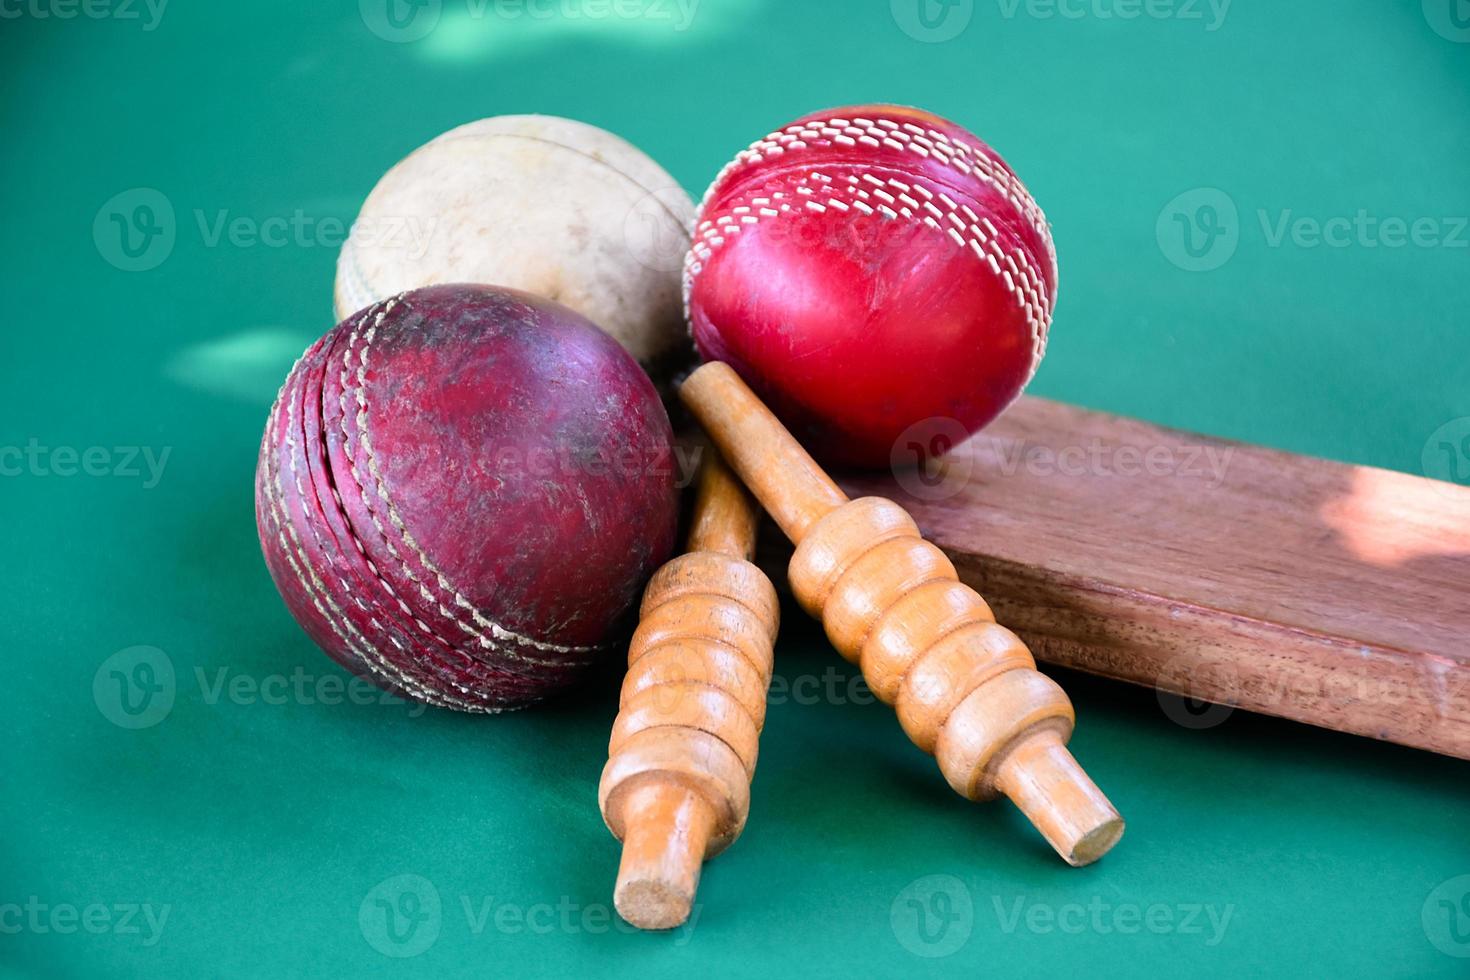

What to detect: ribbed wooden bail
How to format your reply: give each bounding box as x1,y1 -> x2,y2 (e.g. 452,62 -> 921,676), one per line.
601,445 -> 778,928
679,362 -> 847,542
994,731 -> 1125,867
680,361 -> 1125,867
613,782 -> 719,930
686,441 -> 761,560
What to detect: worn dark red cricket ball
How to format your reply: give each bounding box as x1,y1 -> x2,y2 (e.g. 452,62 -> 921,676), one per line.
256,284 -> 680,711
684,104 -> 1058,468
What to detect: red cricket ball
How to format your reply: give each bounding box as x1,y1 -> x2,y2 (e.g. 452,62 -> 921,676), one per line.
684,104 -> 1058,468
256,284 -> 680,711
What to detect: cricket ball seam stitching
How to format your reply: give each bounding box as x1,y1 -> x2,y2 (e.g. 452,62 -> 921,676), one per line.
282,354 -> 498,707
273,362 -> 414,683
336,127 -> 693,320
684,173 -> 1053,378
690,172 -> 1054,326
336,242 -> 371,320
425,127 -> 693,232
340,297 -> 600,660
293,334 -> 522,704
699,115 -> 1055,270
263,365 -> 469,710
334,303 -> 465,653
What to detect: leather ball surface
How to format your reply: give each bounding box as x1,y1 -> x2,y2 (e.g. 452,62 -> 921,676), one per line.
336,115 -> 696,379
685,105 -> 1057,468
256,284 -> 680,711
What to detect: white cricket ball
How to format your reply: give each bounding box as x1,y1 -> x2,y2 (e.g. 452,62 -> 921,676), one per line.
335,115 -> 696,375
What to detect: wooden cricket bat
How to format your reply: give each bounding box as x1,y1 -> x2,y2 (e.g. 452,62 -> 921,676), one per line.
762,397 -> 1470,760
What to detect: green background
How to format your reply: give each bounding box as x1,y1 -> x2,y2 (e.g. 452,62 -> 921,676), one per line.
3,0 -> 1469,976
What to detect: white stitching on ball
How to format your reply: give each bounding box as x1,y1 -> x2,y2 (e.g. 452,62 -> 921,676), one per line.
686,170 -> 1054,376
262,352 -> 474,710
698,114 -> 1056,280
338,297 -> 601,662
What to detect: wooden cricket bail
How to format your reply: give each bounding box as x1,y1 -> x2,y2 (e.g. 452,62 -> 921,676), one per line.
598,448 -> 778,929
680,362 -> 1124,866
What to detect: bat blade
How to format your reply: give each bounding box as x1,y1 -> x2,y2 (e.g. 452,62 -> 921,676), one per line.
803,397 -> 1470,759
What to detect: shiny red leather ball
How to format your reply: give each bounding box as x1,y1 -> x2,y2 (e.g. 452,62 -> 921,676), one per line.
685,105 -> 1057,468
